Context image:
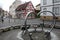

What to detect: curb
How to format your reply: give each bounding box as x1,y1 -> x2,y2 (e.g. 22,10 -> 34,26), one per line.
0,24 -> 60,34
0,25 -> 21,34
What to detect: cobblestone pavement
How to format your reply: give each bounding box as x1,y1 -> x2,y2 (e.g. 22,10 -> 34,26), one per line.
0,28 -> 60,40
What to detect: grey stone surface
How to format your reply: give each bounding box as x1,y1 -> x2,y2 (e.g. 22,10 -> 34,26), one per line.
0,28 -> 60,40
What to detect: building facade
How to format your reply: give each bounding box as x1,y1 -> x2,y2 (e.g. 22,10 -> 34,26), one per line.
35,4 -> 40,14
9,0 -> 22,18
4,11 -> 9,18
41,0 -> 60,20
0,8 -> 4,18
35,4 -> 40,18
36,4 -> 40,10
15,1 -> 35,19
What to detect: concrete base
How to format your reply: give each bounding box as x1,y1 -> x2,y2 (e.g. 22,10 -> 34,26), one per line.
22,30 -> 51,40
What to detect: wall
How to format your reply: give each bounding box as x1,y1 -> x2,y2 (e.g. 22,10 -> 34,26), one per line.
41,0 -> 60,20
9,0 -> 22,18
36,5 -> 40,10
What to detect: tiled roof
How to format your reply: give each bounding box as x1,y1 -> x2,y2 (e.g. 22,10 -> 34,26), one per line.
16,1 -> 31,11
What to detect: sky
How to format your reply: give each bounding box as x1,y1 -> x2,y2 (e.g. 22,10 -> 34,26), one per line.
0,0 -> 40,11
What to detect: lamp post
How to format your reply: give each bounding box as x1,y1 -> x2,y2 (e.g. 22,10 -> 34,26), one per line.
53,0 -> 54,14
53,0 -> 56,28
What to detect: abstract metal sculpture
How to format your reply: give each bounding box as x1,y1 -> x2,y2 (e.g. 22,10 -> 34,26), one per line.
21,11 -> 56,40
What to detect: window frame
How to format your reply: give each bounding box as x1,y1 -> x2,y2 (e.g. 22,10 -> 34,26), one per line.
54,0 -> 60,3
43,0 -> 47,5
54,7 -> 59,15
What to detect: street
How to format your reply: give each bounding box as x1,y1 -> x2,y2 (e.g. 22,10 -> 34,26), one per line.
0,28 -> 60,40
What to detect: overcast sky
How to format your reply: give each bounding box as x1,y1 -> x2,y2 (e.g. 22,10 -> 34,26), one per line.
0,0 -> 40,11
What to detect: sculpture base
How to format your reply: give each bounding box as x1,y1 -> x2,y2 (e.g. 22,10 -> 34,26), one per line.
22,31 -> 51,40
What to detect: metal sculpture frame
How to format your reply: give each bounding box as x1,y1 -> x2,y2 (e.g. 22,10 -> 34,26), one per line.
23,11 -> 56,40
37,11 -> 56,32
24,11 -> 35,40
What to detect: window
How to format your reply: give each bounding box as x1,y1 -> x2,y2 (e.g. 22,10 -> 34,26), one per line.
54,0 -> 60,3
27,9 -> 30,12
54,7 -> 59,15
28,14 -> 32,17
43,8 -> 47,15
43,0 -> 47,5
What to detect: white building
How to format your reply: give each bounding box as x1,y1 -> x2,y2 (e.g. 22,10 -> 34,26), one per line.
41,0 -> 60,20
9,0 -> 22,18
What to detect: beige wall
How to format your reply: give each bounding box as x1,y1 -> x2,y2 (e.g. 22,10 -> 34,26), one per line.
40,16 -> 53,20
40,16 -> 60,21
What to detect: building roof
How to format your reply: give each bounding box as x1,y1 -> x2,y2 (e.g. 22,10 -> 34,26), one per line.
16,1 -> 31,11
36,4 -> 40,7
